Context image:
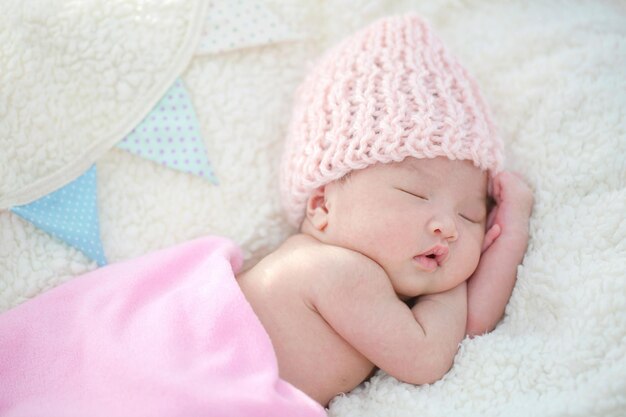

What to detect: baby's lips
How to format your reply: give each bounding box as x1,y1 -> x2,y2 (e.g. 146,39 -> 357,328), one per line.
416,244 -> 449,266
413,254 -> 438,271
434,246 -> 449,265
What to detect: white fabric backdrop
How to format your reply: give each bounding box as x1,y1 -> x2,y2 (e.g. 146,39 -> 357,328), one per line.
1,1 -> 624,416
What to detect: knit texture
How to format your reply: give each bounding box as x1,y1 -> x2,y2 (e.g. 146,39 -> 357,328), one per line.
280,14 -> 504,227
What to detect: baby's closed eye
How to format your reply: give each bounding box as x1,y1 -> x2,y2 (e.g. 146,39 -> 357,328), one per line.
459,213 -> 479,223
458,207 -> 486,224
394,187 -> 428,200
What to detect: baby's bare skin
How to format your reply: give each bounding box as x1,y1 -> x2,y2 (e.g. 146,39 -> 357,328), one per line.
237,234 -> 376,406
237,158 -> 533,406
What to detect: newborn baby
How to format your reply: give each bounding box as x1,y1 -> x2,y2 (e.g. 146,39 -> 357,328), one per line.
238,15 -> 533,406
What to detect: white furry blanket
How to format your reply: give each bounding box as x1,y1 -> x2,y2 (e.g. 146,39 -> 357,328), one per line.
1,1 -> 625,416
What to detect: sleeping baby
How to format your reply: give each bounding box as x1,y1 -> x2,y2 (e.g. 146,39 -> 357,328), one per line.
0,13 -> 533,416
237,14 -> 533,406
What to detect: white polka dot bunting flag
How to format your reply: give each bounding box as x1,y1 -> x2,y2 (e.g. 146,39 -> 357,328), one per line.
197,0 -> 304,55
117,79 -> 218,184
11,166 -> 108,266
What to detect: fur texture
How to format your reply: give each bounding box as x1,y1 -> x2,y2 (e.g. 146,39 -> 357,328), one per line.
1,1 -> 625,416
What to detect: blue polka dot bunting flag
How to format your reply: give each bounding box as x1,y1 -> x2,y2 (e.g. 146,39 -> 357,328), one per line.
11,166 -> 108,266
116,78 -> 218,185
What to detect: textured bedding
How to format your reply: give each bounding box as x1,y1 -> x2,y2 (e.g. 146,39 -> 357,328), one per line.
1,1 -> 625,416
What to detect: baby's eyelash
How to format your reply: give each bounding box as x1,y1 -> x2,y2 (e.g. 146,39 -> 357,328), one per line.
395,187 -> 428,200
459,214 -> 479,223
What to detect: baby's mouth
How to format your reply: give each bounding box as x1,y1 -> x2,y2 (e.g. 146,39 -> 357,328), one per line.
413,245 -> 449,271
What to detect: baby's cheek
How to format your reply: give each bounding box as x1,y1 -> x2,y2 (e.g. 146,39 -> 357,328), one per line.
462,230 -> 484,274
468,243 -> 483,275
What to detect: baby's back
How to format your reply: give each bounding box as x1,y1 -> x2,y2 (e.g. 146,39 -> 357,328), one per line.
237,234 -> 376,405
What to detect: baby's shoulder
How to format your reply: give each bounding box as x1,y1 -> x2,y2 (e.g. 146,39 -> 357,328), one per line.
281,234 -> 390,291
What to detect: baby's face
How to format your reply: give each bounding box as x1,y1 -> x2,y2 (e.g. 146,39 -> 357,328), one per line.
320,157 -> 488,299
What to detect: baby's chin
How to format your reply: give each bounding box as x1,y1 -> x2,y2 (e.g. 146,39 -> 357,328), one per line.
392,269 -> 470,299
389,273 -> 429,300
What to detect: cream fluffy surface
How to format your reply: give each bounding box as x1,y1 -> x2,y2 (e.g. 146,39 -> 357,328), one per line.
1,1 -> 625,416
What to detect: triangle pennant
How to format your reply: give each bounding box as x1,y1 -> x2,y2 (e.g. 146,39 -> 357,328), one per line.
117,79 -> 218,184
197,0 -> 306,55
11,166 -> 108,266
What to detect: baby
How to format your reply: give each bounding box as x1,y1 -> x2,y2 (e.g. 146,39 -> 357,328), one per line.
237,15 -> 533,406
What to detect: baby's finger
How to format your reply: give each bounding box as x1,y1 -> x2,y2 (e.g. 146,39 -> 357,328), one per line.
492,173 -> 504,202
482,223 -> 501,253
493,171 -> 522,201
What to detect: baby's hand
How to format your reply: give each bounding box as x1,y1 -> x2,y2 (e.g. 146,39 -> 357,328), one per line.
467,172 -> 533,336
482,171 -> 534,253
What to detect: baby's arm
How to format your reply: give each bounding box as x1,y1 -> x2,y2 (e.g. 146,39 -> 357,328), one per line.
466,171 -> 534,336
410,281 -> 467,367
311,253 -> 467,385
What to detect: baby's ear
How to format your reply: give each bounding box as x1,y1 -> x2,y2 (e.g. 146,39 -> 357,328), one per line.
305,187 -> 329,231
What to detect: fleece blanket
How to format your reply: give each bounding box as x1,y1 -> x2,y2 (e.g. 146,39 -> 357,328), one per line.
0,0 -> 208,207
1,1 -> 625,416
0,236 -> 325,417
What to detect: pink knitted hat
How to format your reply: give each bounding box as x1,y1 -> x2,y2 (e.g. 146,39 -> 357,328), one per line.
280,14 -> 504,227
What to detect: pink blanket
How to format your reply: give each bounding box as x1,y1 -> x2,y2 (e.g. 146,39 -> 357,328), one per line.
0,236 -> 326,417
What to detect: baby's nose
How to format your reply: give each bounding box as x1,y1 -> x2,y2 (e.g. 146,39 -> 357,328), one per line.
428,215 -> 458,241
